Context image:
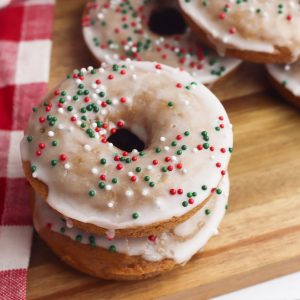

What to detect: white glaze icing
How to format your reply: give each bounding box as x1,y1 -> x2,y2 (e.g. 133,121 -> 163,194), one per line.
82,0 -> 241,84
33,175 -> 229,264
179,0 -> 300,62
266,62 -> 300,96
21,61 -> 233,230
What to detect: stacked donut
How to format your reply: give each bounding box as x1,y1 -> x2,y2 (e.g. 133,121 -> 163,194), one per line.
21,62 -> 233,279
83,0 -> 300,107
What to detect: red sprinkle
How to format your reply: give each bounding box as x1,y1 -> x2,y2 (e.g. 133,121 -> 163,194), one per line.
38,143 -> 45,149
148,235 -> 157,242
167,165 -> 174,171
169,189 -> 176,195
188,198 -> 194,205
60,154 -> 67,161
100,174 -> 106,181
216,162 -> 221,168
152,159 -> 158,165
116,163 -> 123,170
117,121 -> 124,128
176,163 -> 182,169
131,176 -> 137,182
177,188 -> 183,195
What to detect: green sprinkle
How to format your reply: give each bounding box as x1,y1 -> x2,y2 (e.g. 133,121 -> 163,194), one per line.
27,136 -> 33,142
184,131 -> 190,136
89,190 -> 96,197
135,167 -> 141,173
109,245 -> 117,252
205,209 -> 211,215
98,182 -> 106,189
100,158 -> 106,165
112,178 -> 118,184
75,234 -> 82,242
182,201 -> 188,207
202,185 -> 207,191
149,182 -> 155,187
132,212 -> 139,219
51,159 -> 58,167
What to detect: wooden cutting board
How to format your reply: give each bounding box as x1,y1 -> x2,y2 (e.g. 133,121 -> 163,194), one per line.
27,1 -> 300,299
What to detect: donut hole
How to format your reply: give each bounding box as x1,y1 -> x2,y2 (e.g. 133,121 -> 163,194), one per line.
108,129 -> 145,152
148,7 -> 187,36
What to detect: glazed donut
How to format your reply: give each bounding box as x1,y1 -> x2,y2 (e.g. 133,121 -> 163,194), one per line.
21,61 -> 233,238
32,175 -> 229,280
266,62 -> 300,108
179,0 -> 300,64
82,0 -> 241,85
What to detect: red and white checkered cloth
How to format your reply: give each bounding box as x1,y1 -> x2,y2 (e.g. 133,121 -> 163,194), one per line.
0,1 -> 54,299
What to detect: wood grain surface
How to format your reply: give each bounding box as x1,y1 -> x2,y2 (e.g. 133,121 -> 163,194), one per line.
27,1 -> 300,299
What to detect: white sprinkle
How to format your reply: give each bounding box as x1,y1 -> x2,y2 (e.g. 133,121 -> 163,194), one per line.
64,163 -> 71,170
32,172 -> 37,178
160,136 -> 166,142
164,146 -> 170,152
132,74 -> 137,80
284,65 -> 291,71
147,165 -> 153,171
84,144 -> 91,151
108,143 -> 113,148
76,120 -> 82,126
92,83 -> 98,89
125,190 -> 134,197
99,68 -> 105,73
66,219 -> 73,228
66,95 -> 71,101
76,78 -> 82,84
171,156 -> 177,162
192,148 -> 198,153
128,171 -> 134,176
132,149 -> 139,154
107,201 -> 115,208
58,108 -> 64,114
80,67 -> 87,73
101,62 -> 107,68
142,189 -> 149,196
48,131 -> 55,137
87,66 -> 93,71
92,122 -> 97,128
182,169 -> 188,174
155,198 -> 162,208
105,185 -> 112,191
210,155 -> 216,160
185,100 -> 190,105
101,110 -> 107,115
91,168 -> 98,175
58,124 -> 64,130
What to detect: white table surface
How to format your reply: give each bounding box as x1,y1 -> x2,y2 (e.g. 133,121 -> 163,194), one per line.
214,272 -> 300,300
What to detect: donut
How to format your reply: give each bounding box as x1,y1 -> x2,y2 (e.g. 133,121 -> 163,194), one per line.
179,0 -> 300,64
82,0 -> 241,85
20,61 -> 233,238
266,62 -> 300,108
32,175 -> 229,280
